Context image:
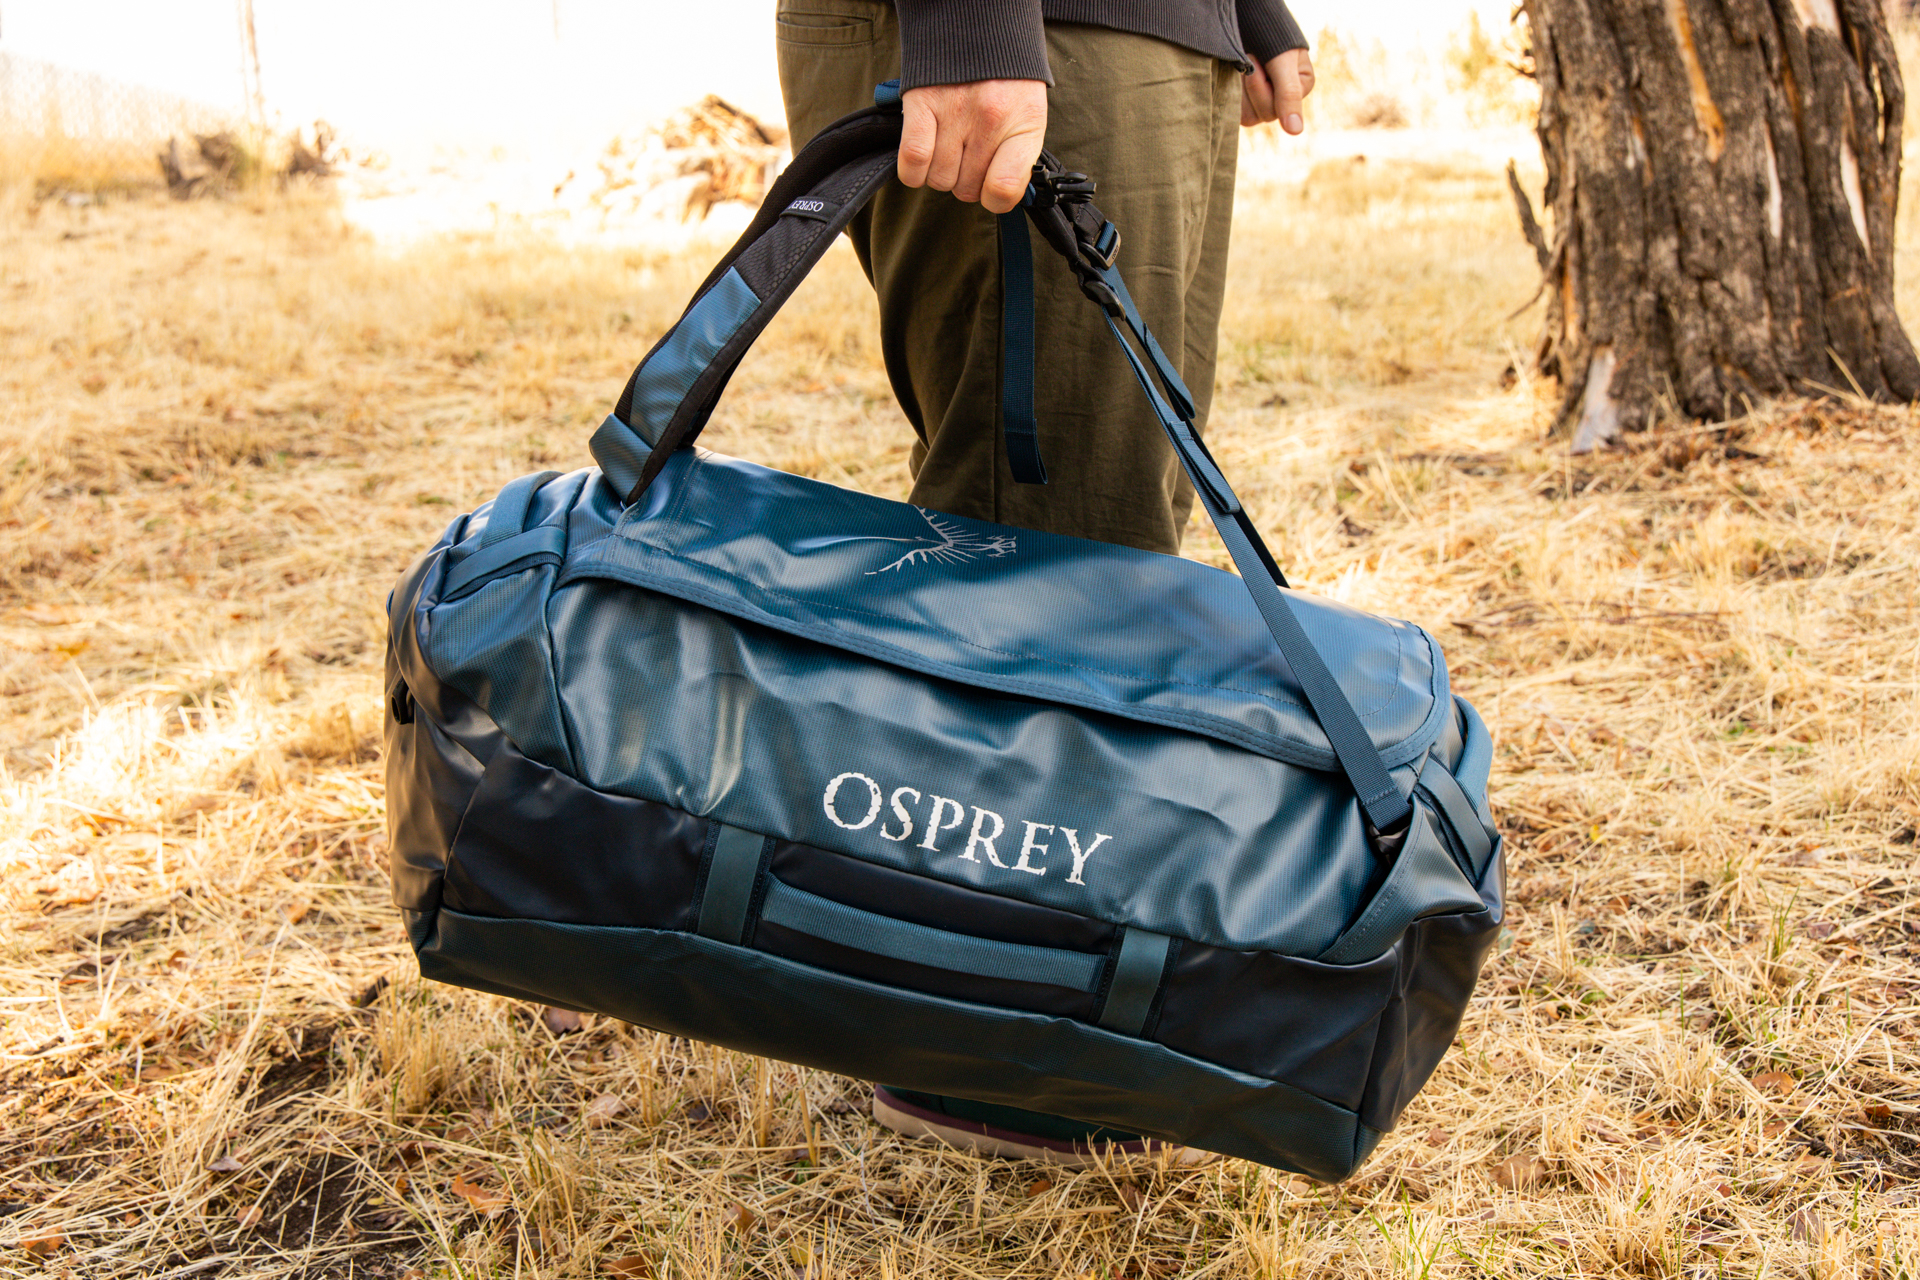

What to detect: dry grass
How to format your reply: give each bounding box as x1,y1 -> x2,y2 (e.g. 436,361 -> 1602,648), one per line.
2,143 -> 1918,1279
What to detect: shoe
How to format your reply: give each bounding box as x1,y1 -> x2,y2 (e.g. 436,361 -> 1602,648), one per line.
870,1086 -> 1211,1167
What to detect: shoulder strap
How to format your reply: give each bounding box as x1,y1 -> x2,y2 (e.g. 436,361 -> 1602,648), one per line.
594,104 -> 905,501
593,109 -> 1415,840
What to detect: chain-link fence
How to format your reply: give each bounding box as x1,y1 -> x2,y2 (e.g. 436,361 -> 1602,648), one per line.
0,51 -> 238,193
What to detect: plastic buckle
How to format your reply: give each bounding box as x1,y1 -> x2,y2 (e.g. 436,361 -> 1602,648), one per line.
1026,164 -> 1096,208
1081,221 -> 1120,270
1079,277 -> 1123,317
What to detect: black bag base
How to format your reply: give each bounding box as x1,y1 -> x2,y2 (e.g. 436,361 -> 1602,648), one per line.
411,905 -> 1386,1181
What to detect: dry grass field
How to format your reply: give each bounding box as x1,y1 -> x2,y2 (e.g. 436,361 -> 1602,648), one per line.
2,132 -> 1919,1279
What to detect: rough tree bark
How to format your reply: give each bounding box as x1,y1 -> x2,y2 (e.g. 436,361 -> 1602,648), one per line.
1513,0 -> 1920,450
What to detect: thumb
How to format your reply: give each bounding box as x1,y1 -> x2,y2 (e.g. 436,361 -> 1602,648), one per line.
981,123 -> 1043,215
1271,52 -> 1306,135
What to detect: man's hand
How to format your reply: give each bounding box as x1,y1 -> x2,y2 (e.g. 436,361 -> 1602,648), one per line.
899,80 -> 1048,215
1241,49 -> 1315,134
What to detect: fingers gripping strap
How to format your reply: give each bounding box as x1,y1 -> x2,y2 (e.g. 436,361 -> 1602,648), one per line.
998,211 -> 1046,485
1100,310 -> 1413,835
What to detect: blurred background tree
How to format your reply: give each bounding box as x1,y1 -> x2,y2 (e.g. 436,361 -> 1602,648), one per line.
1514,0 -> 1919,450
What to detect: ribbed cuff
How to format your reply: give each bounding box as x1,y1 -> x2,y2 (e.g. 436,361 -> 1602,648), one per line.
1236,0 -> 1308,64
896,0 -> 1054,88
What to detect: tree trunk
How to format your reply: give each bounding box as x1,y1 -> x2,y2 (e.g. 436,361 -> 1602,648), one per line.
1514,0 -> 1920,450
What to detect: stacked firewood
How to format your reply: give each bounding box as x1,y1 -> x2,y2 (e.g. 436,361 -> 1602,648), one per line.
567,96 -> 788,224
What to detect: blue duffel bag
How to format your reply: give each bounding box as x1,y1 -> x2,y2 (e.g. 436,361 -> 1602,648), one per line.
383,99 -> 1504,1181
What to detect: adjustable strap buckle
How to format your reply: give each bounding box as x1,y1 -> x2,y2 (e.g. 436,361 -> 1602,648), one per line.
1080,220 -> 1120,270
1024,161 -> 1121,272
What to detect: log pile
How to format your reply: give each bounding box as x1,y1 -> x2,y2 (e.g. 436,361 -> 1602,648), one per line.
157,121 -> 335,199
569,96 -> 787,224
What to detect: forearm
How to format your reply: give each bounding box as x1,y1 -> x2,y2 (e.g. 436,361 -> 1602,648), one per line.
1236,0 -> 1308,64
895,0 -> 1052,88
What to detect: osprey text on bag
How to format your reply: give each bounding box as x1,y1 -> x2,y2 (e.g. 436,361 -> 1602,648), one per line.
382,100 -> 1504,1182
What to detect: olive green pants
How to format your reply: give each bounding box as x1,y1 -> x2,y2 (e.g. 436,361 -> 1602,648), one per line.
775,1 -> 1241,554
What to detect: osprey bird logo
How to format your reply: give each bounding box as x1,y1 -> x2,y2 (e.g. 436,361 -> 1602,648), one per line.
861,508 -> 1018,575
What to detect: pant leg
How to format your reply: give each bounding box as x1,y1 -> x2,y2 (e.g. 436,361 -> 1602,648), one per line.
775,2 -> 1240,555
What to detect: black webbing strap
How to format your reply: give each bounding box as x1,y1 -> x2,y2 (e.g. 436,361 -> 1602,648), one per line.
998,210 -> 1046,484
696,823 -> 769,946
1096,928 -> 1172,1036
1095,307 -> 1410,834
1007,155 -> 1412,835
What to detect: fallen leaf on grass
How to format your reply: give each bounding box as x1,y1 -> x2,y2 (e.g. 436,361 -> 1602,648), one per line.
172,793 -> 224,818
1763,1121 -> 1791,1138
1026,1178 -> 1052,1197
237,1204 -> 263,1228
583,1094 -> 626,1127
1788,1210 -> 1826,1243
787,1239 -> 815,1267
728,1201 -> 757,1233
1794,1152 -> 1833,1174
1116,1182 -> 1144,1212
1582,1113 -> 1628,1143
21,1234 -> 65,1257
451,1172 -> 509,1216
1804,920 -> 1835,940
541,1005 -> 585,1035
606,1256 -> 655,1278
1752,1070 -> 1796,1097
58,959 -> 104,986
140,1060 -> 197,1082
1488,1152 -> 1546,1190
285,897 -> 311,925
209,1154 -> 243,1174
1862,1104 -> 1892,1122
1423,1126 -> 1451,1146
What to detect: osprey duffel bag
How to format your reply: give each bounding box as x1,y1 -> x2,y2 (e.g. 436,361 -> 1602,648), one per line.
383,99 -> 1504,1182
